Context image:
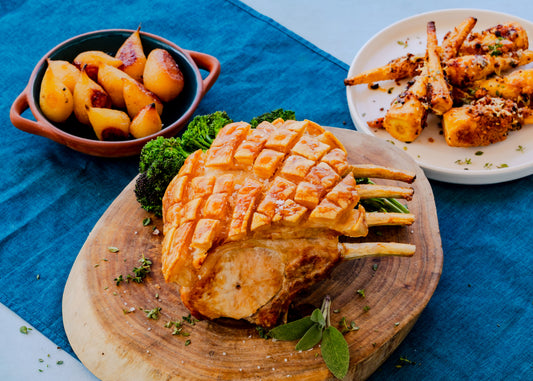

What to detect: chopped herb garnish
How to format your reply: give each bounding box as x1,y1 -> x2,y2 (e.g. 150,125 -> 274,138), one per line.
108,246 -> 119,253
183,313 -> 199,325
397,40 -> 408,48
20,325 -> 32,334
142,217 -> 152,226
516,145 -> 525,152
339,317 -> 359,333
455,158 -> 472,165
114,255 -> 152,285
56,360 -> 64,365
357,289 -> 366,298
497,163 -> 509,168
475,151 -> 483,156
144,307 -> 161,320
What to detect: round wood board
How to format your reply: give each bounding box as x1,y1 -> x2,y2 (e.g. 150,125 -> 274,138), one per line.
63,127 -> 443,380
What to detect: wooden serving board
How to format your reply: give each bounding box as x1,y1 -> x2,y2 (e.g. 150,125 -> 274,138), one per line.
63,128 -> 443,380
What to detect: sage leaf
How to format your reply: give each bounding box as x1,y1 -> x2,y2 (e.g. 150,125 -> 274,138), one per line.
268,316 -> 314,341
321,326 -> 350,379
295,323 -> 323,351
310,308 -> 326,328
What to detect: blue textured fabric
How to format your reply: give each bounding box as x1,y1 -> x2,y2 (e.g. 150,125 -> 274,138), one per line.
0,0 -> 532,380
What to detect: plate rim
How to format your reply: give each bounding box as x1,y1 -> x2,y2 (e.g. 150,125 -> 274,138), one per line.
346,8 -> 533,185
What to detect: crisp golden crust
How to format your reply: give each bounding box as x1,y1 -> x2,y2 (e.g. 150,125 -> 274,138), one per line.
162,120 -> 362,276
161,119 -> 416,326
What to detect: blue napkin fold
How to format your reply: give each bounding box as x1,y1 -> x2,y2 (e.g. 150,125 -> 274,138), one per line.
0,0 -> 532,380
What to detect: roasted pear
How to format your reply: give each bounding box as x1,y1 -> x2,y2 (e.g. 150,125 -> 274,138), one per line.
87,107 -> 131,140
39,66 -> 74,123
73,50 -> 123,80
115,27 -> 146,82
143,48 -> 184,102
122,77 -> 163,119
73,68 -> 111,125
46,59 -> 80,93
129,102 -> 162,138
98,64 -> 134,108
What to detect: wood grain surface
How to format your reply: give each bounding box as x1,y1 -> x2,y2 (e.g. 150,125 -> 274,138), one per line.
63,127 -> 443,380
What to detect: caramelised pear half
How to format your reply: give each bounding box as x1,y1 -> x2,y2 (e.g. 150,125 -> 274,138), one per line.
122,77 -> 163,119
86,107 -> 130,140
46,59 -> 80,93
73,67 -> 111,125
143,49 -> 184,102
39,66 -> 74,123
98,64 -> 134,108
115,27 -> 146,82
73,50 -> 123,81
130,102 -> 162,139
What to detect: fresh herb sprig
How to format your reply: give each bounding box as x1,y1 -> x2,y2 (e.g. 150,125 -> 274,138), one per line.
268,296 -> 350,379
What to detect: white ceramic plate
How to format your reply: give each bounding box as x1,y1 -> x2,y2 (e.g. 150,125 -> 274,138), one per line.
346,9 -> 533,184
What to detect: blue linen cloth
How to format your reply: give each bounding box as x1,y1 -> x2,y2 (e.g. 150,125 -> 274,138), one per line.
0,0 -> 531,380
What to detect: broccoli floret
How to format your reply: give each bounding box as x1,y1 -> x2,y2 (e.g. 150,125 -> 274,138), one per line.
135,136 -> 188,217
134,112 -> 233,217
181,111 -> 233,152
249,108 -> 296,128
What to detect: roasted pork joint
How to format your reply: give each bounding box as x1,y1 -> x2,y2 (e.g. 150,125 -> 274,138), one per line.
162,119 -> 417,327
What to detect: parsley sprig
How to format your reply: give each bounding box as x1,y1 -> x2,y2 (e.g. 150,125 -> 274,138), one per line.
268,296 -> 350,379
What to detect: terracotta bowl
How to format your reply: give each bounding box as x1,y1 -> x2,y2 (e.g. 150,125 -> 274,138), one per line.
10,29 -> 220,157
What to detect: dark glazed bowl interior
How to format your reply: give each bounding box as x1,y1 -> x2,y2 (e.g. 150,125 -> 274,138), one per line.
28,29 -> 204,155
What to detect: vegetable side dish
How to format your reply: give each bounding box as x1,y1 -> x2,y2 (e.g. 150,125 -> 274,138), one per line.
345,18 -> 533,147
39,27 -> 184,140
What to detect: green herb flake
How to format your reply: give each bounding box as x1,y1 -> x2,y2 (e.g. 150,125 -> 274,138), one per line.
357,289 -> 366,298
108,246 -> 120,253
516,145 -> 525,152
339,317 -> 359,333
185,339 -> 191,346
475,151 -> 484,156
144,307 -> 161,320
56,360 -> 64,365
397,40 -> 408,48
20,325 -> 32,334
497,163 -> 509,168
143,217 -> 152,226
455,158 -> 472,165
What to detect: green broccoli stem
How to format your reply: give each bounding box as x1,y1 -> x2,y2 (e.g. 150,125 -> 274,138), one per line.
374,197 -> 410,213
357,178 -> 410,213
